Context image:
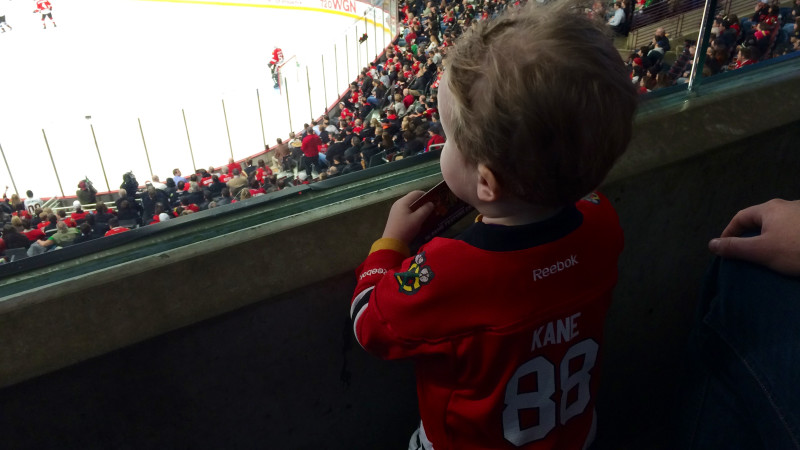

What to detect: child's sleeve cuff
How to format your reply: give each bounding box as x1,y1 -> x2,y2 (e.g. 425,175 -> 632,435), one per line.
369,238 -> 410,257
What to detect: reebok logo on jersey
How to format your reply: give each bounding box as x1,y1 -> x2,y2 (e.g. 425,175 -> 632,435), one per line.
359,268 -> 387,280
532,255 -> 578,281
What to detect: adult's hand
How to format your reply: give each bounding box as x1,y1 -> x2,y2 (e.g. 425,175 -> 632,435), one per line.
709,199 -> 800,276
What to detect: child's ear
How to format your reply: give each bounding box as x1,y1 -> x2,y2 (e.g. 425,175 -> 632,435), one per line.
476,163 -> 501,203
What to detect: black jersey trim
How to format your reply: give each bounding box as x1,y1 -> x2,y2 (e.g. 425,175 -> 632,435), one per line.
351,286 -> 374,321
455,206 -> 583,251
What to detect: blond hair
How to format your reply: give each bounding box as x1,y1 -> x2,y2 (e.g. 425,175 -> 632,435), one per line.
444,0 -> 637,206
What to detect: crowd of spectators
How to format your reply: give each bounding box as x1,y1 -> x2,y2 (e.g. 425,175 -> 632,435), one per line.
630,0 -> 800,93
0,0 -> 529,260
1,0 -> 795,259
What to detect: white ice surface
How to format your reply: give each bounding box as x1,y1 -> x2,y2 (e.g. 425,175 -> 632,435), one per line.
0,0 -> 382,197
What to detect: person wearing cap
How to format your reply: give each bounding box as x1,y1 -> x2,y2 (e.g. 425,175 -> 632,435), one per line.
70,201 -> 88,223
76,180 -> 97,205
425,122 -> 445,152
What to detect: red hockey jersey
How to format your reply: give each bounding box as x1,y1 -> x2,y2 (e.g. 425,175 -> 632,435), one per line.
351,193 -> 623,449
36,0 -> 52,13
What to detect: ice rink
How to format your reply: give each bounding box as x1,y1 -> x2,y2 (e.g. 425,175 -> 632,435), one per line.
0,0 -> 391,198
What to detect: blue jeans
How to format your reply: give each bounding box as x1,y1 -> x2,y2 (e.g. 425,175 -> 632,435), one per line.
677,256 -> 800,449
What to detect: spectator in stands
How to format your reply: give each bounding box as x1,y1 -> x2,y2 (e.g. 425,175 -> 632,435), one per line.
7,193 -> 25,216
301,126 -> 323,177
42,213 -> 57,233
2,224 -> 31,251
273,138 -> 291,172
751,21 -> 772,57
73,223 -> 96,245
402,130 -> 426,157
325,133 -> 349,165
93,202 -> 114,225
142,185 -> 168,222
114,188 -> 127,210
85,214 -> 108,237
186,182 -> 204,206
328,155 -> 346,175
115,188 -> 140,217
342,154 -> 363,175
104,217 -> 130,236
217,166 -> 231,184
360,137 -> 381,167
71,201 -> 88,223
120,172 -> 139,197
243,159 -> 257,177
205,175 -> 223,198
227,157 -> 242,175
226,169 -> 248,197
76,180 -> 97,205
393,93 -> 408,116
216,188 -> 233,206
650,27 -> 671,52
255,159 -> 272,184
149,175 -> 167,191
425,123 -> 445,152
172,168 -> 187,185
608,1 -> 626,36
18,217 -> 45,243
344,136 -> 363,161
646,39 -> 667,68
116,200 -> 140,225
56,210 -> 76,228
24,190 -> 41,215
734,46 -> 758,69
192,190 -> 208,210
36,221 -> 79,249
715,18 -> 738,49
164,178 -> 181,206
232,188 -> 252,203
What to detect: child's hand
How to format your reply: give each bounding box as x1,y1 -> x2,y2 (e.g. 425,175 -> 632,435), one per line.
382,191 -> 435,244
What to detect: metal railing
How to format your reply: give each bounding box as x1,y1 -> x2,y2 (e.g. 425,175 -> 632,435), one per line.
0,0 -> 400,202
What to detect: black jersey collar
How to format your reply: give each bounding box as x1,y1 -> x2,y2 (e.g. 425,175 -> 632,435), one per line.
455,206 -> 583,251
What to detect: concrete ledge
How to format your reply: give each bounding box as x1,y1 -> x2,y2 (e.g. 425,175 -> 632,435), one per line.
1,55 -> 799,395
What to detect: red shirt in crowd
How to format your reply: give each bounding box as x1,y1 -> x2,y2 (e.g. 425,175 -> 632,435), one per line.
302,133 -> 322,158
256,167 -> 272,183
228,162 -> 242,175
403,94 -> 414,109
426,134 -> 445,152
340,107 -> 354,121
24,228 -> 45,242
105,227 -> 130,236
71,211 -> 87,222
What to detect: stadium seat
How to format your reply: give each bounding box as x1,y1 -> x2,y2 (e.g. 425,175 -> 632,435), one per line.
4,247 -> 29,262
119,219 -> 139,229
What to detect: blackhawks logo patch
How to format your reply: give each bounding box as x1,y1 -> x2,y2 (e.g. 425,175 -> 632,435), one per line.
395,252 -> 435,295
582,192 -> 601,204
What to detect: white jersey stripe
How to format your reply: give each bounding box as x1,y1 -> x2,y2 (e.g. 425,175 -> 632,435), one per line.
352,306 -> 369,350
350,286 -> 374,319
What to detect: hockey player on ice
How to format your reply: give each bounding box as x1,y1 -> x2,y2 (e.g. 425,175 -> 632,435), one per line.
34,0 -> 56,29
269,47 -> 284,89
0,7 -> 13,32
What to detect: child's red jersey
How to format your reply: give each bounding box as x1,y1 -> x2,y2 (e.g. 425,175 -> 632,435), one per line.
351,193 -> 623,449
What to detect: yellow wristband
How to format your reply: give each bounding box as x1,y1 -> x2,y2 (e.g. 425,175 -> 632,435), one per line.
369,238 -> 410,257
